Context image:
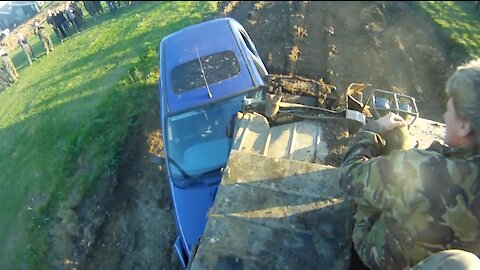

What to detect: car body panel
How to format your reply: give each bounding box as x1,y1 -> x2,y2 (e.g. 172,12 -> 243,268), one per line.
160,18 -> 267,115
170,175 -> 218,267
158,17 -> 268,268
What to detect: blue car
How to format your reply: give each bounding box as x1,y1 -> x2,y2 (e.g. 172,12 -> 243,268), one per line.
158,17 -> 268,268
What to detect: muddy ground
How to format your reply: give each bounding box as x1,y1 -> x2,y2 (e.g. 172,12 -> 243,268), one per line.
81,2 -> 463,269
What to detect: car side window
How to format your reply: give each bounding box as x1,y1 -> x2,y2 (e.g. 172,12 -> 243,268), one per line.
253,58 -> 267,78
239,30 -> 257,57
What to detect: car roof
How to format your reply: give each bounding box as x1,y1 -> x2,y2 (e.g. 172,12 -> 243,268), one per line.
160,17 -> 256,115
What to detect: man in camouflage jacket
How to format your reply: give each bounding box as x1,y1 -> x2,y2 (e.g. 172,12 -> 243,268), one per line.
33,21 -> 54,55
340,59 -> 480,270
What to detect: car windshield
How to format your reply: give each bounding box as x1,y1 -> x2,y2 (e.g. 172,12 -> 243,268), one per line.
165,94 -> 247,182
171,50 -> 240,93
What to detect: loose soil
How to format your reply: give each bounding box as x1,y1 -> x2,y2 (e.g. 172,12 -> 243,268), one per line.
80,2 -> 463,269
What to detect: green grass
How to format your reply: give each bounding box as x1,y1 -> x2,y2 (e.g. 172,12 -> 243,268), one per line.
0,1 -> 218,268
415,1 -> 480,59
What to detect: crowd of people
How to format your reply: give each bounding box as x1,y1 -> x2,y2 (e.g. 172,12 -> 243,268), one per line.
47,2 -> 86,42
0,1 -> 134,92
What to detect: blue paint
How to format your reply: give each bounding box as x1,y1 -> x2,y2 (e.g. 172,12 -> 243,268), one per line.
158,18 -> 268,267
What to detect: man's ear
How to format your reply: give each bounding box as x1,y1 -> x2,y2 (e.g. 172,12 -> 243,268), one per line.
459,119 -> 472,138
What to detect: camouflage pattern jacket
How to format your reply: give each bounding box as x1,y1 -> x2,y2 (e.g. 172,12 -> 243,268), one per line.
340,124 -> 480,270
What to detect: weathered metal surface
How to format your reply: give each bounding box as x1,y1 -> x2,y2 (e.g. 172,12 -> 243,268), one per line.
232,112 -> 329,163
189,110 -> 445,270
190,151 -> 351,270
190,113 -> 352,270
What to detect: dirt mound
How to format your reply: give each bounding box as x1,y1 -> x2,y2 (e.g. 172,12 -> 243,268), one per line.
224,1 -> 456,122
266,74 -> 338,108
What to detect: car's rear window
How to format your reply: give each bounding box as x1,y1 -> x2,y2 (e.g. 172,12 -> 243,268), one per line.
171,50 -> 241,93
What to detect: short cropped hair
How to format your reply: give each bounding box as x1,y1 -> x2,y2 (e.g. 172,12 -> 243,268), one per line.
446,59 -> 480,152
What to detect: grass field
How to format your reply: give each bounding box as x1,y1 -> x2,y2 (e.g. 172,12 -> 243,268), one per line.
416,1 -> 480,59
0,1 -> 218,268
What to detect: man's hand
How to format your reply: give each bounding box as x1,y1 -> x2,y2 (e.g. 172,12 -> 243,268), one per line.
377,112 -> 407,133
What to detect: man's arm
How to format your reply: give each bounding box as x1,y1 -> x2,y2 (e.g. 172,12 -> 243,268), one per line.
340,113 -> 407,209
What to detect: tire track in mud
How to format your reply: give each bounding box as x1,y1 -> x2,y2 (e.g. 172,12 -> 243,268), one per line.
81,112 -> 181,270
321,2 -> 390,93
319,1 -> 448,121
225,1 -> 295,74
288,2 -> 352,166
290,2 -> 330,81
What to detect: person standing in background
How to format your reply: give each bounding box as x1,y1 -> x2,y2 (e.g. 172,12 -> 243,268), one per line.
0,45 -> 19,82
47,9 -> 67,41
0,68 -> 12,90
17,33 -> 36,66
33,21 -> 54,55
